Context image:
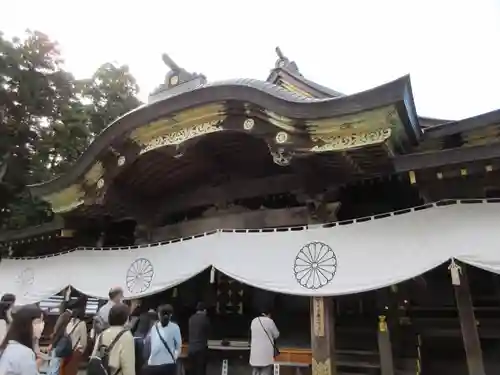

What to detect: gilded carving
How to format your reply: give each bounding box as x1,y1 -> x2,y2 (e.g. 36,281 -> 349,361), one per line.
117,156 -> 126,166
311,128 -> 392,152
129,104 -> 225,144
313,297 -> 325,337
312,358 -> 332,375
139,119 -> 223,155
83,161 -> 104,187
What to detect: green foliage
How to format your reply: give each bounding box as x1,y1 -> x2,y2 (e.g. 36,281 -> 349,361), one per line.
0,30 -> 142,230
82,63 -> 141,137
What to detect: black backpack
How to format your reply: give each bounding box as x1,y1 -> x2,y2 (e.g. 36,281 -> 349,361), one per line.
54,321 -> 82,358
87,329 -> 127,375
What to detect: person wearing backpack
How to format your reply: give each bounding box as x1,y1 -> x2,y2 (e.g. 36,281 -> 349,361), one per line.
132,309 -> 157,375
143,304 -> 182,375
60,307 -> 88,375
89,303 -> 135,375
47,308 -> 72,375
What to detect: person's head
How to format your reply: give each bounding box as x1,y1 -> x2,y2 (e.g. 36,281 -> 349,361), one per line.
72,306 -> 85,321
108,303 -> 130,327
196,302 -> 206,313
1,294 -> 16,305
0,304 -> 43,351
109,287 -> 124,303
260,308 -> 271,318
157,304 -> 174,327
0,293 -> 16,322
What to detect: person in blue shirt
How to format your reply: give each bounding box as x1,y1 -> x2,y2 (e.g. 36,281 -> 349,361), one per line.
143,304 -> 182,375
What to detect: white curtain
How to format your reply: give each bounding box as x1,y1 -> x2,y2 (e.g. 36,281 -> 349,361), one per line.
0,255 -> 70,305
1,201 -> 500,304
0,233 -> 215,305
212,205 -> 453,296
453,202 -> 500,273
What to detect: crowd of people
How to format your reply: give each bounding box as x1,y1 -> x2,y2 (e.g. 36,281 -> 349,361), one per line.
0,286 -> 280,375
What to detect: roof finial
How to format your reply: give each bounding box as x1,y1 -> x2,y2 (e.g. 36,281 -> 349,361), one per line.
161,53 -> 181,72
274,46 -> 300,74
149,52 -> 207,104
275,46 -> 286,61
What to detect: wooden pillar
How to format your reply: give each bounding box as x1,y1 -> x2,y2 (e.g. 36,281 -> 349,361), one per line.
311,297 -> 336,375
307,199 -> 340,375
450,260 -> 485,375
377,315 -> 395,375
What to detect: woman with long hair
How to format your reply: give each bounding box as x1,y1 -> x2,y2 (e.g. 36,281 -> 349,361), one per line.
0,293 -> 16,342
0,304 -> 45,375
143,304 -> 182,375
60,307 -> 87,375
133,309 -> 157,374
47,307 -> 72,375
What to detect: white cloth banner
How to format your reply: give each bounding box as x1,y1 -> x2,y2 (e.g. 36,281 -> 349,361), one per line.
213,206 -> 454,296
1,201 -> 500,304
0,256 -> 70,306
0,233 -> 215,305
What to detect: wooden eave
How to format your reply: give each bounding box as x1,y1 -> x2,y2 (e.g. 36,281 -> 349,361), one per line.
27,75 -> 419,215
415,109 -> 500,153
267,67 -> 344,99
394,142 -> 500,172
0,216 -> 66,246
424,109 -> 500,138
268,67 -> 445,136
418,116 -> 450,129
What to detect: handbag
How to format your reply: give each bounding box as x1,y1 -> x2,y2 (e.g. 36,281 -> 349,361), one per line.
257,317 -> 280,358
55,320 -> 82,358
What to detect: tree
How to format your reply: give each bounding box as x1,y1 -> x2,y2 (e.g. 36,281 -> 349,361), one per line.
0,30 -> 142,230
37,63 -> 142,177
82,63 -> 141,138
0,30 -> 73,229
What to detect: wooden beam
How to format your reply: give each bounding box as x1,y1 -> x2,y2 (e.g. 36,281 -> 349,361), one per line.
311,297 -> 336,375
152,173 -> 333,219
394,143 -> 500,172
451,261 -> 485,375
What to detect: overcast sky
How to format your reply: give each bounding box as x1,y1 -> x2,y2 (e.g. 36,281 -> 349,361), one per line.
2,0 -> 499,120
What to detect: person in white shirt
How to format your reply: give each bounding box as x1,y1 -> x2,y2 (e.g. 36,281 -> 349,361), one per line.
93,287 -> 124,337
0,304 -> 45,375
249,310 -> 280,375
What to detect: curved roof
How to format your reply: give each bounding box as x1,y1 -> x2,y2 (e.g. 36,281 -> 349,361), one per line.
29,74 -> 418,202
26,45 -> 500,220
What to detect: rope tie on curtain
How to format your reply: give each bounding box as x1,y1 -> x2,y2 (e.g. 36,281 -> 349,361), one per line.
448,259 -> 462,286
